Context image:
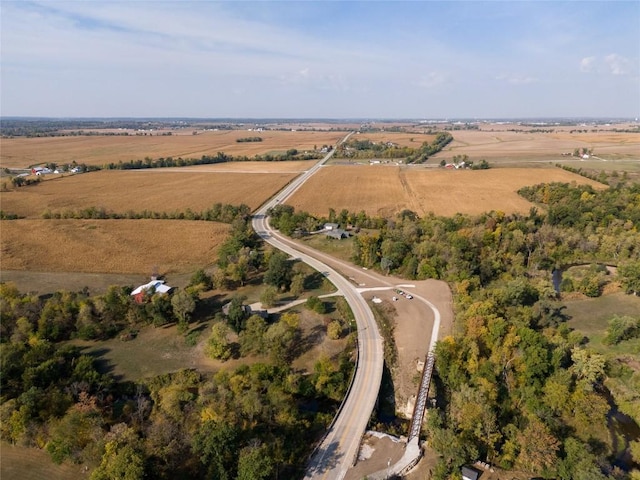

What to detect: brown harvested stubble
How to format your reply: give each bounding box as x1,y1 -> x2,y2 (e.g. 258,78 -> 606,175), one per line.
347,131 -> 437,147
0,130 -> 347,168
285,165 -> 608,218
0,168 -> 300,218
438,127 -> 640,160
0,219 -> 229,274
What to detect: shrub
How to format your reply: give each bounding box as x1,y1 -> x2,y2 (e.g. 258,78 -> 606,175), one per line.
305,296 -> 326,314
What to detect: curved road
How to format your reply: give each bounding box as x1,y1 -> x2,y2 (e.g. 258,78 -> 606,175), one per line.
252,134 -> 385,479
252,134 -> 443,479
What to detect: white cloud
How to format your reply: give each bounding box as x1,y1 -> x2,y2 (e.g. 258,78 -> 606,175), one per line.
495,74 -> 538,85
604,54 -> 631,75
414,72 -> 449,89
580,56 -> 596,73
580,54 -> 633,76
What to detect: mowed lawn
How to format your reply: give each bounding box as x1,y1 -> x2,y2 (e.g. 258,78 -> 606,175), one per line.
0,166 -> 302,218
1,443 -> 87,480
0,129 -> 347,168
285,165 -> 607,217
565,292 -> 640,332
0,219 -> 228,274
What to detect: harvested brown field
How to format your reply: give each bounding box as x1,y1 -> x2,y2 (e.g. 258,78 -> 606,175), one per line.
0,219 -> 228,274
285,165 -> 607,217
347,131 -> 437,147
0,130 -> 347,168
0,166 -> 299,218
435,125 -> 640,163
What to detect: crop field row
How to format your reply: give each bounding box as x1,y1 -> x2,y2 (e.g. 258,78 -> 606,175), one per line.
435,128 -> 640,162
286,165 -> 607,217
0,165 -> 609,278
0,129 -> 347,168
1,166 -> 302,218
347,131 -> 437,147
0,219 -> 229,275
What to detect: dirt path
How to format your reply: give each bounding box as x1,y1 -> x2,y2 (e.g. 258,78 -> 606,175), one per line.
398,168 -> 423,215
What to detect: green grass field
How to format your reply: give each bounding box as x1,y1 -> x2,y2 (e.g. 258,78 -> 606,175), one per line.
298,234 -> 356,263
69,322 -> 217,382
1,443 -> 87,480
564,291 -> 640,356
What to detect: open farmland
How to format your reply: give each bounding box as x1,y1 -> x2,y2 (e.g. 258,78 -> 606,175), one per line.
0,219 -> 228,274
285,165 -> 608,217
0,165 -> 303,218
0,129 -> 346,169
347,131 -> 437,147
433,124 -> 640,164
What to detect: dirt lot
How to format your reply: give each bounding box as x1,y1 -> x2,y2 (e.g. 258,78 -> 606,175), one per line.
285,165 -> 607,217
0,130 -> 347,168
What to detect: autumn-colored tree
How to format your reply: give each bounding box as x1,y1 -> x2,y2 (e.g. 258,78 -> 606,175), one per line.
570,347 -> 605,388
516,417 -> 560,473
327,320 -> 342,340
206,322 -> 233,361
237,441 -> 274,480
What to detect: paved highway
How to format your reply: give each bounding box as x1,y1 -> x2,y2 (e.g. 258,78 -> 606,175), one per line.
251,134 -> 385,480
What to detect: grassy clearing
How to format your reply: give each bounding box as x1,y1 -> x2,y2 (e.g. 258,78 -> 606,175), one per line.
69,322 -> 226,382
66,281 -> 346,382
298,235 -> 356,263
1,442 -> 87,480
564,292 -> 640,336
564,292 -> 640,357
0,271 -> 170,297
291,300 -> 350,372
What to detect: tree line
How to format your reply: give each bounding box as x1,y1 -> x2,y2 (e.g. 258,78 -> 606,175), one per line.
40,202 -> 251,224
102,150 -> 322,171
335,131 -> 453,163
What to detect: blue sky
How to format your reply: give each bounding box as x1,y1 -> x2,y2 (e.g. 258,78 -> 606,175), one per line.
1,1 -> 638,118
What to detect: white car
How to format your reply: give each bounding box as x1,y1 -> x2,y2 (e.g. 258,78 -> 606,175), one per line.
406,294 -> 413,299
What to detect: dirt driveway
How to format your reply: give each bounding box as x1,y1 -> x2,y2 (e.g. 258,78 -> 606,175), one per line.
286,240 -> 454,412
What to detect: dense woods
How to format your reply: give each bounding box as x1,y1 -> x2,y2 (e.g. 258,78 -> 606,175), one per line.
0,213 -> 356,479
270,178 -> 640,479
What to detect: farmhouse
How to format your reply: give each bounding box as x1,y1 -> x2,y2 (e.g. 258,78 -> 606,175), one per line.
461,466 -> 480,480
325,229 -> 349,240
31,167 -> 52,175
131,279 -> 172,303
221,302 -> 268,319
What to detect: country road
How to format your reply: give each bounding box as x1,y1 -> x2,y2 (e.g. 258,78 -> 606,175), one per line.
251,133 -> 444,479
252,133 -> 386,479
